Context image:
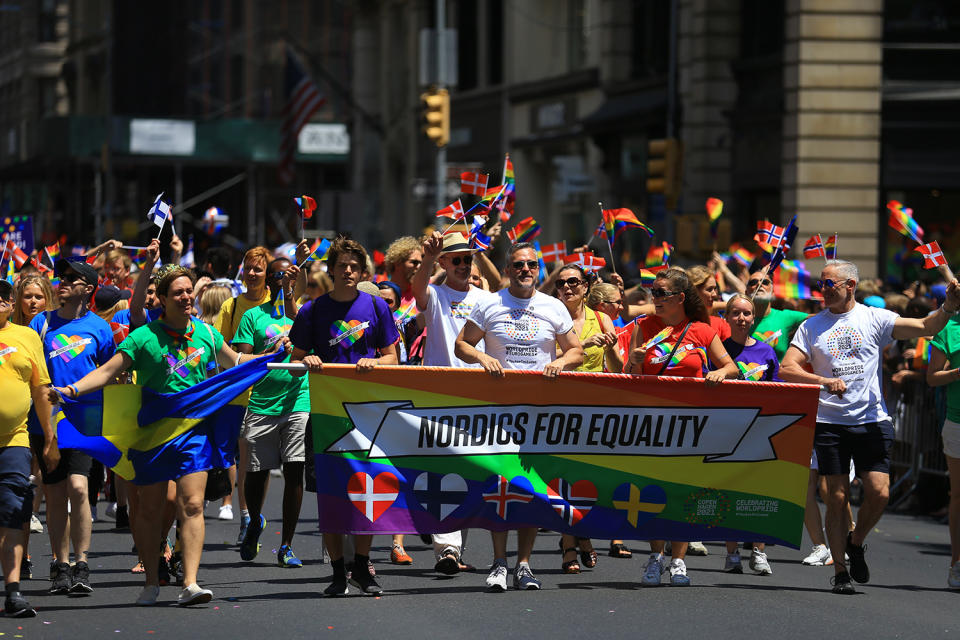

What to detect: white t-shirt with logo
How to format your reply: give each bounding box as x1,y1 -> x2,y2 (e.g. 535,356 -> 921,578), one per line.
467,289 -> 573,370
790,303 -> 898,425
422,283 -> 490,367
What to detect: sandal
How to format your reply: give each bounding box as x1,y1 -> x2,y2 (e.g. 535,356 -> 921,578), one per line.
577,538 -> 598,568
131,560 -> 145,573
609,542 -> 633,559
561,547 -> 581,574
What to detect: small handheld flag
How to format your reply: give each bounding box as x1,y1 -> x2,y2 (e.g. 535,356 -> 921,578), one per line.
506,217 -> 541,243
460,172 -> 489,196
271,288 -> 286,319
294,195 -> 317,219
824,235 -> 837,260
539,241 -> 567,265
298,238 -> 331,268
755,220 -> 786,253
915,241 -> 947,270
436,199 -> 464,220
44,242 -> 60,265
203,207 -> 229,235
803,234 -> 825,259
147,193 -> 172,230
887,200 -> 924,244
706,198 -> 723,238
470,231 -> 491,251
563,252 -> 606,272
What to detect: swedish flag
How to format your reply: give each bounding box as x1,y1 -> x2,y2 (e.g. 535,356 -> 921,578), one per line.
56,352 -> 283,484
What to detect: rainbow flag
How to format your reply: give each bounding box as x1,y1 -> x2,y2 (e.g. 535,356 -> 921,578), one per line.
645,241 -> 672,267
306,366 -> 819,548
823,235 -> 837,260
913,337 -> 932,370
506,217 -> 541,243
294,195 -> 317,219
773,259 -> 814,299
601,208 -> 654,245
638,269 -> 659,286
706,198 -> 723,237
887,200 -> 924,244
44,242 -> 61,263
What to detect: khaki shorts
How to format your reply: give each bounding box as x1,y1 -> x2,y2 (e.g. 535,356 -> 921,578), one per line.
942,419 -> 960,459
241,411 -> 308,472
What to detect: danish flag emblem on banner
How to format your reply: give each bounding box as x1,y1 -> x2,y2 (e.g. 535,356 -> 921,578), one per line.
346,472 -> 399,522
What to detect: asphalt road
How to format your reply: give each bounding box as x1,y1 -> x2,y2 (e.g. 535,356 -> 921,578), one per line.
9,479 -> 959,639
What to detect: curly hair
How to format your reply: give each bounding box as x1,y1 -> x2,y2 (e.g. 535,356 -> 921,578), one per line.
384,236 -> 421,273
12,274 -> 56,326
655,267 -> 709,324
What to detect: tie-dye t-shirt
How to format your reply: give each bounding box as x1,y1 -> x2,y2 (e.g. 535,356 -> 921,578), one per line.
633,315 -> 717,378
232,301 -> 309,415
721,338 -> 780,382
289,292 -> 400,365
28,311 -> 115,435
117,318 -> 224,393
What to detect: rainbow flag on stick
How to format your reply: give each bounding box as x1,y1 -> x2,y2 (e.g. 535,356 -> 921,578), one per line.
506,217 -> 541,243
706,198 -> 723,238
887,200 -> 924,244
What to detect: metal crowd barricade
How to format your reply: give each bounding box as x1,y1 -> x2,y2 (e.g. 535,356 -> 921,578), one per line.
889,377 -> 948,510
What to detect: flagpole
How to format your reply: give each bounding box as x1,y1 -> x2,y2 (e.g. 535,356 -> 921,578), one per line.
598,202 -> 617,273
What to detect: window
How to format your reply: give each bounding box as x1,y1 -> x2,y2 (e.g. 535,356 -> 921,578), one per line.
487,0 -> 503,85
631,0 -> 669,78
37,0 -> 60,43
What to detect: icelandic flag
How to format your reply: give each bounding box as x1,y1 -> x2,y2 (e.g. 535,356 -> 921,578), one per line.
482,475 -> 534,520
147,193 -> 172,228
470,231 -> 491,251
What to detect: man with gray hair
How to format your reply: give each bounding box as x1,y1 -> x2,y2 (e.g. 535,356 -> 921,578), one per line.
781,259 -> 960,594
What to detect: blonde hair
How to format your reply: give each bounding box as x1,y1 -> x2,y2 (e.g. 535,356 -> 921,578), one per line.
95,299 -> 128,322
686,265 -> 714,288
725,293 -> 755,316
243,246 -> 272,269
586,282 -> 620,309
199,284 -> 233,324
307,270 -> 333,297
13,275 -> 56,326
384,236 -> 421,273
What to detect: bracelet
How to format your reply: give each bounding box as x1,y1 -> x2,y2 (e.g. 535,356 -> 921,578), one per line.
67,384 -> 79,398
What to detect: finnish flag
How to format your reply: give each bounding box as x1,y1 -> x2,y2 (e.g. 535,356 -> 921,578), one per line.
147,192 -> 171,228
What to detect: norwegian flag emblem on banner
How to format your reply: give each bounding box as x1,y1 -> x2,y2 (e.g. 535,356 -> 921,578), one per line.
346,471 -> 399,522
546,478 -> 598,526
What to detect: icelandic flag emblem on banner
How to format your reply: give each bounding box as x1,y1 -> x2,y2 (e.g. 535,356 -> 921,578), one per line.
482,475 -> 534,520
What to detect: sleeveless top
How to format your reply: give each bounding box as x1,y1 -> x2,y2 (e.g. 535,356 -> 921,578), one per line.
577,306 -> 605,372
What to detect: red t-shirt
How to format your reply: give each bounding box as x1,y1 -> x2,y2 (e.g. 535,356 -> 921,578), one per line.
710,315 -> 731,341
632,315 -> 717,378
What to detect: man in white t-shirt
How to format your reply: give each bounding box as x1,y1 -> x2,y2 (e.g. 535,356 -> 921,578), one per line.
455,242 -> 583,592
413,230 -> 491,575
782,260 -> 960,594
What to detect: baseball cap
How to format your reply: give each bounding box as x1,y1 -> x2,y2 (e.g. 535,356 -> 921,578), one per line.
55,258 -> 99,286
94,285 -> 131,309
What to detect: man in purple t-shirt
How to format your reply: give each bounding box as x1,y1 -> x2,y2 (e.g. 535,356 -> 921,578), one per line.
290,237 -> 399,597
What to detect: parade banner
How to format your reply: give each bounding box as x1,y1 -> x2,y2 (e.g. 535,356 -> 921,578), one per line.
309,366 -> 820,549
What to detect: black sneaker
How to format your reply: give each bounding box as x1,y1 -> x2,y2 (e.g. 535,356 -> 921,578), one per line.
69,560 -> 93,594
3,592 -> 36,618
115,505 -> 129,529
158,558 -> 171,586
846,532 -> 869,583
323,573 -> 349,597
49,561 -> 73,594
348,568 -> 382,595
20,557 -> 32,581
830,571 -> 856,594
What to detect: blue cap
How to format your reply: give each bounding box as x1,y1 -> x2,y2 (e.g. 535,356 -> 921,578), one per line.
863,295 -> 885,308
931,284 -> 948,305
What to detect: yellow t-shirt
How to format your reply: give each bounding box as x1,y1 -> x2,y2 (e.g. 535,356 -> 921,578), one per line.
0,322 -> 51,448
213,292 -> 270,344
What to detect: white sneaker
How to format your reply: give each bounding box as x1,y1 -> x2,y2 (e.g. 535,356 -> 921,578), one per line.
136,585 -> 160,606
485,559 -> 508,592
724,552 -> 743,573
178,583 -> 213,606
641,553 -> 665,586
949,561 -> 960,589
669,558 -> 690,586
218,504 -> 234,521
749,548 -> 772,575
801,544 -> 831,566
687,541 -> 708,556
29,514 -> 43,534
105,502 -> 117,519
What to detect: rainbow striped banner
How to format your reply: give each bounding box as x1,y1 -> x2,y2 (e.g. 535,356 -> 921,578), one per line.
308,366 -> 819,548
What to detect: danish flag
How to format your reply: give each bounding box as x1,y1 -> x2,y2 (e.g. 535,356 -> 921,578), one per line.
435,199 -> 465,220
915,241 -> 947,270
460,172 -> 489,196
539,241 -> 567,265
482,475 -> 533,520
346,472 -> 399,522
562,252 -> 606,272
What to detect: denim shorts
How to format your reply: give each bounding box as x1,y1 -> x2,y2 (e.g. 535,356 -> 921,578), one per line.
0,447 -> 34,529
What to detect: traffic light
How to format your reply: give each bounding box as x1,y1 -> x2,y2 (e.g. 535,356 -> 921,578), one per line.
421,87 -> 450,147
647,138 -> 683,209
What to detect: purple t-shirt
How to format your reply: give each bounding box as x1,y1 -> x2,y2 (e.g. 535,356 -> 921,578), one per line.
722,337 -> 780,382
289,291 -> 400,364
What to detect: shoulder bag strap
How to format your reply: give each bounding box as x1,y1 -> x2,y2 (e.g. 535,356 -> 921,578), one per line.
656,322 -> 691,376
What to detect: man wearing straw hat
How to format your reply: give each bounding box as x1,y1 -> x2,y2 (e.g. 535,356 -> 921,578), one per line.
781,259 -> 960,595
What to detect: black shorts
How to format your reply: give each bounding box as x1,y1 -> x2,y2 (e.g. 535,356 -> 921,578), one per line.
29,433 -> 92,484
0,447 -> 34,529
814,421 -> 894,477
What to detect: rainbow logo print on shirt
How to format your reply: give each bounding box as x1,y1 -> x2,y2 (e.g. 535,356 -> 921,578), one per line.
0,342 -> 16,365
331,319 -> 366,346
737,361 -> 769,381
50,334 -> 88,363
754,330 -> 781,347
264,322 -> 288,347
165,346 -> 203,377
506,309 -> 539,341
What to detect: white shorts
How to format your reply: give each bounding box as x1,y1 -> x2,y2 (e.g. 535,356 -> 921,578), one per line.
241,411 -> 308,472
942,419 -> 960,459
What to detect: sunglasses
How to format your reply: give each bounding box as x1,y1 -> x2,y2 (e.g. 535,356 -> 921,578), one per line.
747,278 -> 772,288
511,260 -> 540,271
60,273 -> 84,285
556,277 -> 584,289
604,298 -> 623,306
651,288 -> 680,299
449,255 -> 473,266
817,278 -> 848,290
269,272 -> 285,280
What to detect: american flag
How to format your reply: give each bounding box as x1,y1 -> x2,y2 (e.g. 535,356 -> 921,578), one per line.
279,47 -> 326,185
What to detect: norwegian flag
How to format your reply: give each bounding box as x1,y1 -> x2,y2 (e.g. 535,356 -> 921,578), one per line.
803,234 -> 825,259
915,241 -> 948,269
470,231 -> 491,251
755,220 -> 786,251
109,321 -> 130,345
546,478 -> 598,526
435,199 -> 464,220
346,471 -> 399,522
539,241 -> 567,265
279,47 -> 326,185
460,172 -> 489,196
482,475 -> 533,520
563,252 -> 606,272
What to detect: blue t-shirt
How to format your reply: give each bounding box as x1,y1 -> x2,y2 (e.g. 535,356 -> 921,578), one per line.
28,311 -> 116,434
289,292 -> 400,364
721,337 -> 780,382
112,306 -> 163,329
